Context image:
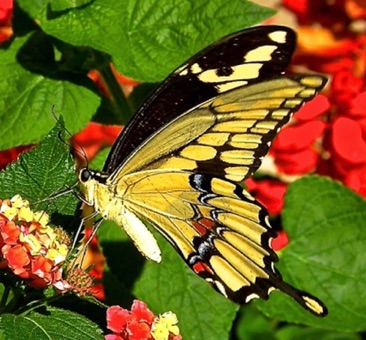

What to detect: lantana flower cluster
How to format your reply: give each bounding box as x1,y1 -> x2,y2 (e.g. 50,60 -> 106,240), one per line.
0,195 -> 70,290
105,300 -> 182,340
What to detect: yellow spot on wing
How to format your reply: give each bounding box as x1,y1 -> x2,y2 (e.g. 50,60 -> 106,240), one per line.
244,45 -> 277,62
216,81 -> 248,93
198,63 -> 263,83
180,145 -> 217,161
224,166 -> 249,181
220,150 -> 255,164
212,120 -> 256,132
197,132 -> 230,146
272,109 -> 290,120
255,120 -> 278,131
210,178 -> 238,198
303,296 -> 327,315
284,99 -> 302,108
300,76 -> 325,87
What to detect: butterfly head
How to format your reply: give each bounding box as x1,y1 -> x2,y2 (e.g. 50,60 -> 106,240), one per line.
79,168 -> 109,206
79,167 -> 93,183
79,167 -> 96,206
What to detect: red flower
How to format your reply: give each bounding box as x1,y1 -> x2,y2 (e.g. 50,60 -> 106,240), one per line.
0,145 -> 32,170
255,1 -> 366,204
246,179 -> 287,216
271,230 -> 289,251
345,0 -> 366,19
105,301 -> 181,340
331,117 -> 366,166
0,0 -> 13,44
106,302 -> 154,340
345,165 -> 366,196
268,97 -> 329,176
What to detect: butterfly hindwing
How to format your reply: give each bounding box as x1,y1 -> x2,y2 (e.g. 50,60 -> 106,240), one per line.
117,168 -> 325,315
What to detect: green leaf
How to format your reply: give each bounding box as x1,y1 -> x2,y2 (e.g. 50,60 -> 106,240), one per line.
235,305 -> 275,340
0,283 -> 14,312
134,233 -> 238,339
257,176 -> 366,332
50,0 -> 94,11
276,325 -> 361,340
98,221 -> 238,340
0,119 -> 78,218
1,307 -> 103,340
0,32 -> 100,150
97,220 -> 145,305
89,148 -> 110,170
17,0 -> 275,82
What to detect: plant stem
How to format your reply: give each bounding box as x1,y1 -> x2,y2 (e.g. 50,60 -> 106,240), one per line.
98,63 -> 132,125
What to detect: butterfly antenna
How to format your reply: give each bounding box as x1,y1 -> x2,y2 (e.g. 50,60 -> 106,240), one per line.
31,181 -> 79,206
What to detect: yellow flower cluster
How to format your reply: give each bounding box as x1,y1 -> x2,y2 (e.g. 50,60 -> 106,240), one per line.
151,311 -> 180,340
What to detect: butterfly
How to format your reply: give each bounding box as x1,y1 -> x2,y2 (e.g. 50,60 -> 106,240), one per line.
79,25 -> 328,316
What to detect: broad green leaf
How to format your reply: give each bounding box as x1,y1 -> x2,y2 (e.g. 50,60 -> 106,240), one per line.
235,305 -> 275,340
134,232 -> 238,340
0,32 -> 100,150
97,222 -> 238,340
50,0 -> 93,11
257,176 -> 366,332
1,307 -> 103,340
0,119 -> 78,217
97,220 -> 145,306
0,283 -> 14,312
17,0 -> 275,82
276,325 -> 361,340
89,147 -> 110,170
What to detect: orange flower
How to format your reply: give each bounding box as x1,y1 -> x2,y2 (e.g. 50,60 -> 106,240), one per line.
0,195 -> 70,290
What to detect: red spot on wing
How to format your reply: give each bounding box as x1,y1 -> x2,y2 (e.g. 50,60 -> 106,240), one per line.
193,261 -> 213,275
193,218 -> 216,236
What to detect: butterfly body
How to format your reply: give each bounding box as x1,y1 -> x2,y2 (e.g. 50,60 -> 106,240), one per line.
80,26 -> 328,316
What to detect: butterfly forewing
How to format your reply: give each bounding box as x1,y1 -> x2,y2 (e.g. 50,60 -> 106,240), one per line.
81,26 -> 328,317
103,26 -> 296,174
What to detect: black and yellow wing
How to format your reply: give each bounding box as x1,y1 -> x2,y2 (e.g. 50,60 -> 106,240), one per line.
80,26 -> 328,316
103,25 -> 296,174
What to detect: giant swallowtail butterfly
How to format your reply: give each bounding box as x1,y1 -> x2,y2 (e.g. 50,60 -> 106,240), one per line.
79,25 -> 327,316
